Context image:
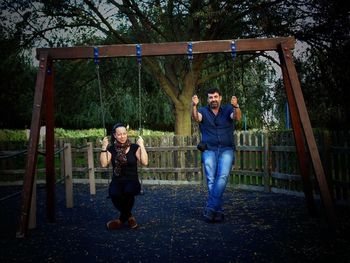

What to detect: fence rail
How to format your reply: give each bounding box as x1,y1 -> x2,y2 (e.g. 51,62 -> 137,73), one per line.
1,131 -> 349,204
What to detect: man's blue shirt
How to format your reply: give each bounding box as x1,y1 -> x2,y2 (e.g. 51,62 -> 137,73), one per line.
198,105 -> 235,151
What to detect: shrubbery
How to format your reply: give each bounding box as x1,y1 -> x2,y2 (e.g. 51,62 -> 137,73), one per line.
0,128 -> 173,142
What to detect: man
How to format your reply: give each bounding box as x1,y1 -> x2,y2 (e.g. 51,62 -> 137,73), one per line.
192,87 -> 241,222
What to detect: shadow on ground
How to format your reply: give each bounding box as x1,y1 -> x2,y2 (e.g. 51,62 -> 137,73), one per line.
1,184 -> 349,263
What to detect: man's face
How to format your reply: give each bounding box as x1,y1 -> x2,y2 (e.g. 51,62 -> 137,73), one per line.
207,92 -> 222,109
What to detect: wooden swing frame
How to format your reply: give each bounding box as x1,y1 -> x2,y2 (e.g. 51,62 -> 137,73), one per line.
17,36 -> 336,237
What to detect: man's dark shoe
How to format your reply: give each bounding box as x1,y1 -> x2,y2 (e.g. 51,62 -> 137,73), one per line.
203,209 -> 215,223
213,212 -> 224,223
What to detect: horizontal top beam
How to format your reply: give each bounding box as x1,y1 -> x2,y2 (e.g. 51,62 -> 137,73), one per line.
36,36 -> 295,60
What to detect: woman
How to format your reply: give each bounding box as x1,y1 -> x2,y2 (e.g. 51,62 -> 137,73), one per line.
100,123 -> 148,230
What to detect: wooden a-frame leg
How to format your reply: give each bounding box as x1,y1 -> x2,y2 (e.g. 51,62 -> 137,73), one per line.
279,42 -> 337,226
17,52 -> 49,238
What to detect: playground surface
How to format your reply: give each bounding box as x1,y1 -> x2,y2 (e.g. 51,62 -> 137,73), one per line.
1,183 -> 350,263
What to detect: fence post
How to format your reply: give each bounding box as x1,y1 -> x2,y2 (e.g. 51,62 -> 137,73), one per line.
322,131 -> 334,200
59,139 -> 65,182
29,170 -> 37,229
263,132 -> 271,192
87,142 -> 96,195
179,136 -> 186,180
64,143 -> 73,208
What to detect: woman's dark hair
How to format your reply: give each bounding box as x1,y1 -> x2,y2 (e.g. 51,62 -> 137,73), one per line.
110,123 -> 125,144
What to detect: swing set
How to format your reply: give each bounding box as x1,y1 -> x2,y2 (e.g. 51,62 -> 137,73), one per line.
17,36 -> 336,237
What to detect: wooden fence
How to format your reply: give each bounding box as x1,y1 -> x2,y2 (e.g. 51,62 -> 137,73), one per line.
0,131 -> 349,204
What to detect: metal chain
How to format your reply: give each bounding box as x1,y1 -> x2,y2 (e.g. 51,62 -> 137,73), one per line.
232,61 -> 235,96
95,60 -> 110,185
231,40 -> 236,96
96,64 -> 106,137
137,60 -> 144,194
138,62 -> 142,136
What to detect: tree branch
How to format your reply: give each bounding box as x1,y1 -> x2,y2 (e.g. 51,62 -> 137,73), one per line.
83,0 -> 129,44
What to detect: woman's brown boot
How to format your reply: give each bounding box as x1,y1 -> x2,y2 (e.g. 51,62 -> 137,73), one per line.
127,216 -> 138,229
106,219 -> 124,230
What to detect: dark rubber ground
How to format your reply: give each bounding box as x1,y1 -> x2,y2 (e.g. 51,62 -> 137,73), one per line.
1,184 -> 349,263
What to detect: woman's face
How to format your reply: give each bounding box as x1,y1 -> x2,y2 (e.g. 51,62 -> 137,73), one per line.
114,126 -> 128,143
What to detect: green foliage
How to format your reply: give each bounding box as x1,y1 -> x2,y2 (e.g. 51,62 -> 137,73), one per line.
273,42 -> 350,130
54,128 -> 105,139
197,53 -> 277,130
0,128 -> 173,142
0,129 -> 27,141
1,1 -> 349,132
0,29 -> 36,128
53,127 -> 172,138
52,51 -> 176,130
295,45 -> 350,130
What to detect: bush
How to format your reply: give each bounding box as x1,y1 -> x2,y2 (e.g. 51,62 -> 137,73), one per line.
0,129 -> 27,141
0,128 -> 173,142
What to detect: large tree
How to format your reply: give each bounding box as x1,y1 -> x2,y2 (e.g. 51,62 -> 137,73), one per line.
1,0 -> 348,133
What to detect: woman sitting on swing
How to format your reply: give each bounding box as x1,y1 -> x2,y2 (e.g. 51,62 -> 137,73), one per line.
100,123 -> 148,230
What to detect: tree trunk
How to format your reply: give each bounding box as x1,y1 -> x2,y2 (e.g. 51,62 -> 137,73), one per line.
173,63 -> 202,135
145,55 -> 205,136
174,100 -> 192,136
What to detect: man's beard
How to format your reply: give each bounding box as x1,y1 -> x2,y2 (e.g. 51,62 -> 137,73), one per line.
209,101 -> 219,109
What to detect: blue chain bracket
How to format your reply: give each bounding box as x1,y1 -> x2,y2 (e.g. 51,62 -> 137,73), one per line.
94,47 -> 99,65
136,44 -> 141,64
187,42 -> 193,61
231,41 -> 237,60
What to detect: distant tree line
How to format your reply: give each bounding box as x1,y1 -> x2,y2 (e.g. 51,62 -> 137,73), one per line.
1,1 -> 349,132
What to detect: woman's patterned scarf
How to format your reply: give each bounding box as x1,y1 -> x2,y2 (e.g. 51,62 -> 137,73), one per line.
114,139 -> 131,176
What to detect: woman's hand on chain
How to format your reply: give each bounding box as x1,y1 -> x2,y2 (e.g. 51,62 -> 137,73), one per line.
101,136 -> 109,150
136,136 -> 145,147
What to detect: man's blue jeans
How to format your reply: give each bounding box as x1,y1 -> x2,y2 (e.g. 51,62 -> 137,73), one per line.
202,149 -> 234,214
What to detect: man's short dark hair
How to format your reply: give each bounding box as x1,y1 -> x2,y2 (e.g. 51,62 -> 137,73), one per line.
206,87 -> 221,96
